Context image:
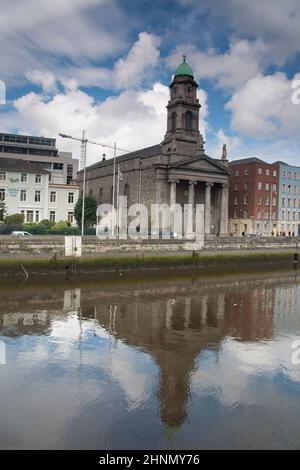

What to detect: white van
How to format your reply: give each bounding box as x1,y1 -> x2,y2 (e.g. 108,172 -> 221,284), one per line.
11,231 -> 32,236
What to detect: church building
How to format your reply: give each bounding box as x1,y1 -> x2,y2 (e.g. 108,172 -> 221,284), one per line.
78,57 -> 230,236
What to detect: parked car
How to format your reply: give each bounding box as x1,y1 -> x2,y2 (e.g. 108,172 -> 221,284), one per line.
11,231 -> 32,236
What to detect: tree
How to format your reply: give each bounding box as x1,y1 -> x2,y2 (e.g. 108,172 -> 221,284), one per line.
4,213 -> 24,225
0,201 -> 7,221
74,196 -> 97,228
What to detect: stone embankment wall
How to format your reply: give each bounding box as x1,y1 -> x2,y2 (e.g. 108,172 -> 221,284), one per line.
0,235 -> 299,257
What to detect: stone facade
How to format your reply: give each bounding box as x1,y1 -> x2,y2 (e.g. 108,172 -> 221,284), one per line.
78,58 -> 230,236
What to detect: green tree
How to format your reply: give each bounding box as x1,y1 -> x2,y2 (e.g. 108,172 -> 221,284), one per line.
39,219 -> 55,229
0,201 -> 7,221
4,213 -> 24,225
74,196 -> 97,228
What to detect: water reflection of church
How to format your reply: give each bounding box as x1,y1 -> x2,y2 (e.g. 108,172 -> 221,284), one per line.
0,277 -> 285,429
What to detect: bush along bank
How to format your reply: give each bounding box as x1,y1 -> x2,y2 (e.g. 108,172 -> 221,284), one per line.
0,250 -> 299,278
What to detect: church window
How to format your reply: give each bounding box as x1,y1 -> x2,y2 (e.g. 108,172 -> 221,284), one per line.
171,112 -> 177,131
99,187 -> 103,203
186,111 -> 193,130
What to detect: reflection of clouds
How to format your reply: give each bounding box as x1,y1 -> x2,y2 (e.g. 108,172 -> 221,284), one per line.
15,312 -> 155,411
109,349 -> 154,410
193,335 -> 300,408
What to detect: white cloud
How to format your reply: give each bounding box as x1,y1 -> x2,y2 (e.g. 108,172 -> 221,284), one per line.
0,0 -> 127,84
25,70 -> 58,93
177,0 -> 300,64
226,72 -> 300,140
167,39 -> 267,90
0,81 -> 171,164
66,32 -> 161,90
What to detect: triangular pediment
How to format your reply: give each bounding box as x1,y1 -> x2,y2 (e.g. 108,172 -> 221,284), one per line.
171,155 -> 229,174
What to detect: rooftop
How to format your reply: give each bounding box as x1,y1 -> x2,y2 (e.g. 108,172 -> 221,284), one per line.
230,157 -> 269,165
174,55 -> 194,78
0,157 -> 50,174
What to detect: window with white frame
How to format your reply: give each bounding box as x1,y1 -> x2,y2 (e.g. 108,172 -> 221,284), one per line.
26,211 -> 34,223
0,188 -> 5,201
266,169 -> 270,176
50,191 -> 56,203
20,189 -> 27,201
68,192 -> 74,204
68,212 -> 74,224
35,174 -> 41,184
258,182 -> 262,190
0,172 -> 6,181
273,170 -> 277,177
258,168 -> 262,175
49,211 -> 56,223
265,183 -> 270,191
234,197 -> 238,205
35,190 -> 41,202
21,173 -> 27,182
35,211 -> 39,223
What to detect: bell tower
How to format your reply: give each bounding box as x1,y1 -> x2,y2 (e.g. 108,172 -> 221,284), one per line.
162,56 -> 204,156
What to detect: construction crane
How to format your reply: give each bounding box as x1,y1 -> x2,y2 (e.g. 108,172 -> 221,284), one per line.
59,132 -> 133,237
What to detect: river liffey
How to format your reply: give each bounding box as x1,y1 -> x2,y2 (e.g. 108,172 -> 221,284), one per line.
0,272 -> 300,449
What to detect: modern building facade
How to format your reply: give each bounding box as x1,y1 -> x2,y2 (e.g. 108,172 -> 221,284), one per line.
0,157 -> 79,224
0,132 -> 78,185
78,58 -> 230,237
229,158 -> 279,236
277,162 -> 300,236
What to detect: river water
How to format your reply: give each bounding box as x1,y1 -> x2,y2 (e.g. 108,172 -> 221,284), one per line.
0,272 -> 300,450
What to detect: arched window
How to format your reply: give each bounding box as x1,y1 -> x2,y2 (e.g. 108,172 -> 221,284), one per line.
186,111 -> 193,130
99,187 -> 103,204
171,112 -> 177,131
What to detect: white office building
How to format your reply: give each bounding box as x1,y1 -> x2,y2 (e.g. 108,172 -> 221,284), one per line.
0,157 -> 79,224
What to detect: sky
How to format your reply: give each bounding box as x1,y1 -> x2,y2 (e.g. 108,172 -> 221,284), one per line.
0,0 -> 300,166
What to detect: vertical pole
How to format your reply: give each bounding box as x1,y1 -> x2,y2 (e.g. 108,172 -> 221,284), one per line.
81,131 -> 87,237
112,142 -> 116,236
116,163 -> 120,234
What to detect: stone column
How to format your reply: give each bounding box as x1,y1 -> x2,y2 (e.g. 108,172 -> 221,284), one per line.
205,182 -> 213,235
185,181 -> 196,237
220,183 -> 229,236
169,180 -> 178,206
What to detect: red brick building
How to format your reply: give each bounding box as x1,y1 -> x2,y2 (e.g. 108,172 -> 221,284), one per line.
229,158 -> 279,236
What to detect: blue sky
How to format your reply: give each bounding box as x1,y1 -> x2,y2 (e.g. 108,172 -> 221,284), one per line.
0,0 -> 300,165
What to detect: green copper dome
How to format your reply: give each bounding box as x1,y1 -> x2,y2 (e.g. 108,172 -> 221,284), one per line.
174,55 -> 194,77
